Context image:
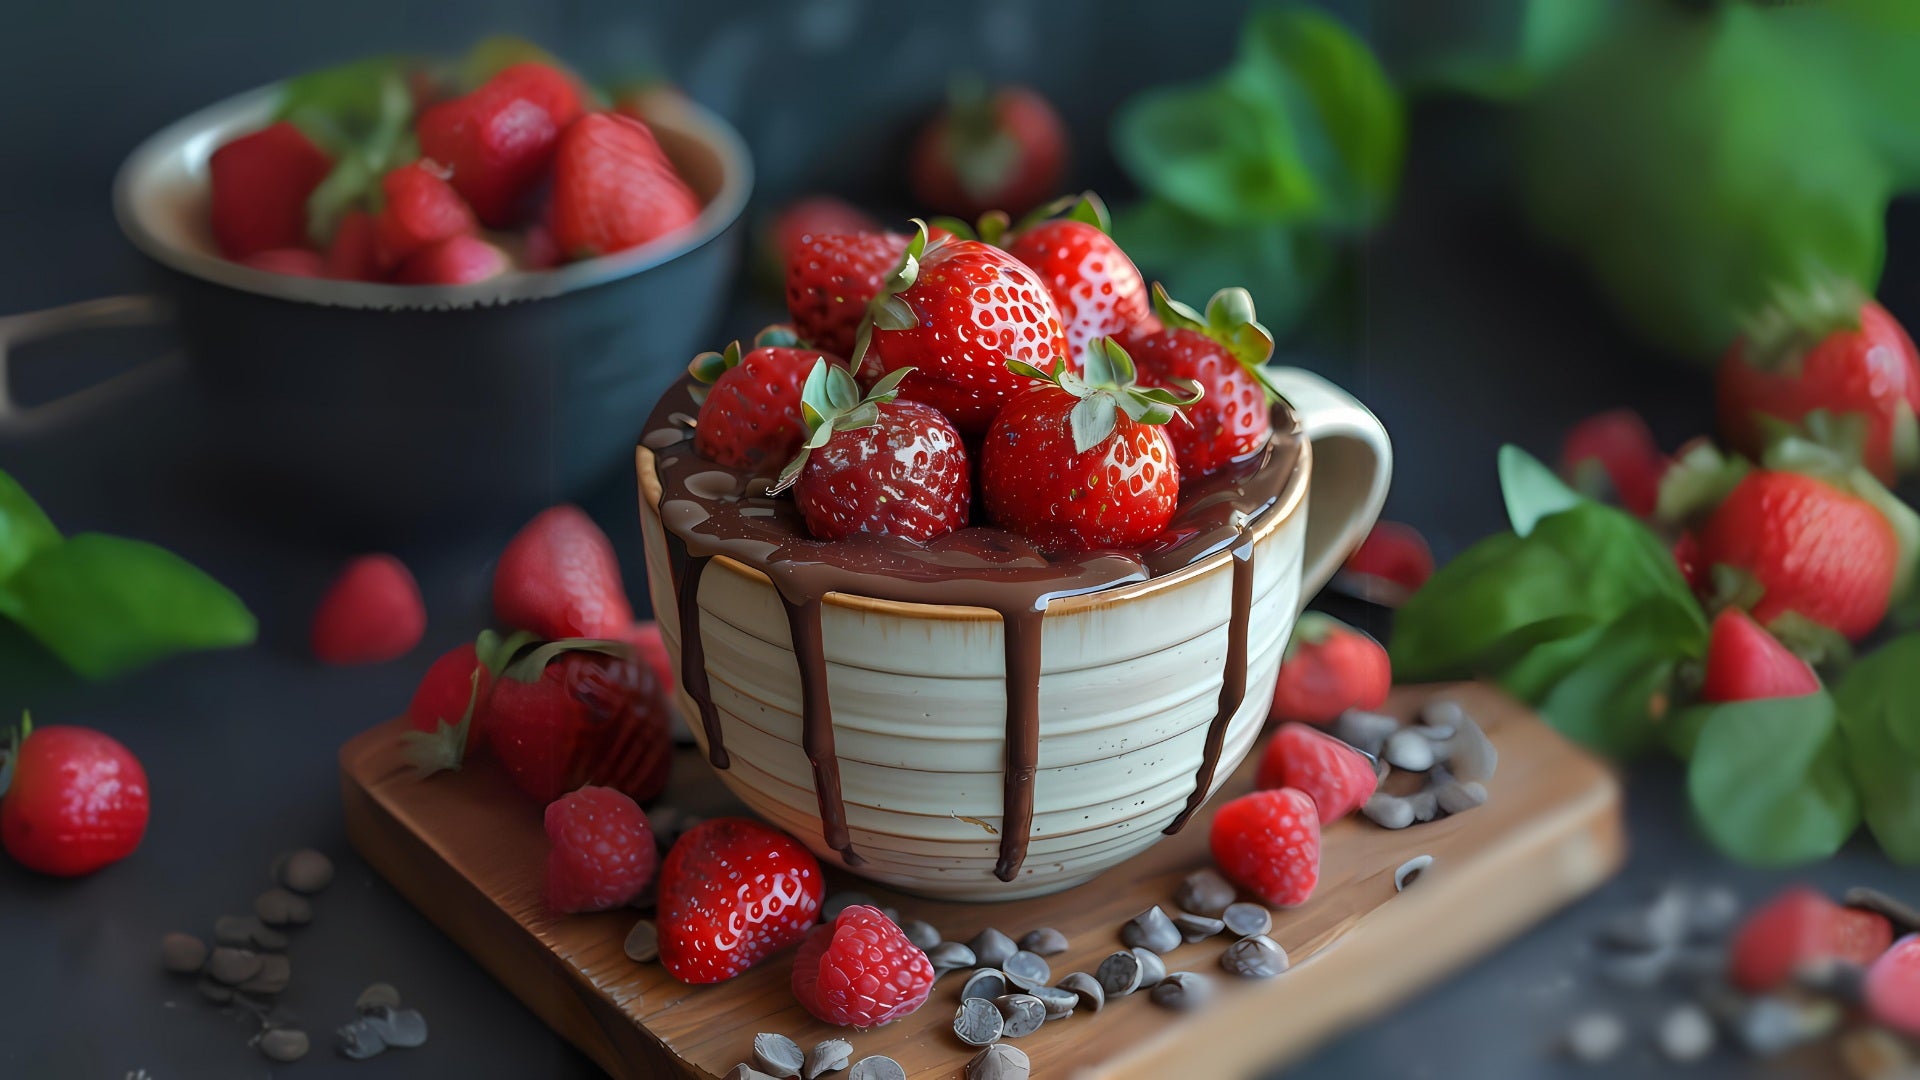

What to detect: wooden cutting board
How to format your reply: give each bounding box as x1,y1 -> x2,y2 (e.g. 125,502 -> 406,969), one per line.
340,682 -> 1623,1080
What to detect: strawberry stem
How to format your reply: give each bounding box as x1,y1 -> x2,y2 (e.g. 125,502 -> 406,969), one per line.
1008,338 -> 1201,453
769,359 -> 912,494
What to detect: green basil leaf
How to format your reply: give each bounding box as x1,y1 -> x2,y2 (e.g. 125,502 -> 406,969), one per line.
0,534 -> 256,679
1113,79 -> 1315,227
1498,444 -> 1582,537
1686,691 -> 1859,866
1380,0 -> 1616,101
1835,634 -> 1920,862
1112,198 -> 1329,340
1533,596 -> 1701,756
0,469 -> 60,584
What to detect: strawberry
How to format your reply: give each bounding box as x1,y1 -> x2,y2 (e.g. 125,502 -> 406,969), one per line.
657,817 -> 824,984
980,339 -> 1198,554
310,553 -> 426,665
1253,722 -> 1379,822
544,786 -> 657,913
493,505 -> 634,641
1699,609 -> 1820,704
1719,286 -> 1920,485
773,362 -> 971,543
401,629 -> 536,775
486,641 -> 673,804
1865,934 -> 1920,1036
0,717 -> 149,877
1561,409 -> 1667,518
325,209 -> 380,281
689,328 -> 835,472
620,621 -> 673,699
1729,886 -> 1892,992
857,222 -> 1071,435
373,160 -> 477,271
521,220 -> 562,271
1342,521 -> 1434,601
405,643 -> 490,739
417,62 -> 582,228
393,234 -> 510,285
241,248 -> 327,278
1128,285 -> 1281,476
785,230 -> 911,358
792,904 -> 936,1028
1270,613 -> 1391,725
550,113 -> 701,260
1209,787 -> 1321,908
209,121 -> 334,260
1002,195 -> 1152,368
911,83 -> 1066,219
769,195 -> 880,269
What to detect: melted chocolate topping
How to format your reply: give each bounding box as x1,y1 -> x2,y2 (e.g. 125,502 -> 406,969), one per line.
643,380 -> 1302,882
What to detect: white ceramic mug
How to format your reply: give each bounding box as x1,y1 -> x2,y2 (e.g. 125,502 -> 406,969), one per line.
637,368 -> 1391,900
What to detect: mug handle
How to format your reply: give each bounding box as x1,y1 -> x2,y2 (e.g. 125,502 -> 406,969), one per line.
0,294 -> 177,436
1267,367 -> 1394,609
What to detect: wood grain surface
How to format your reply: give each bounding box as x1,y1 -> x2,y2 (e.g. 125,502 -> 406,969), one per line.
341,682 -> 1625,1079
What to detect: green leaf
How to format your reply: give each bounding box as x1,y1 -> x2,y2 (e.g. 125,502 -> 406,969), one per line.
1686,691 -> 1859,866
1069,394 -> 1119,453
1498,445 -> 1582,537
0,469 -> 60,584
1381,0 -> 1616,101
1113,198 -> 1330,339
1835,634 -> 1920,862
278,57 -> 415,245
0,534 -> 256,679
1113,77 -> 1316,227
1533,597 -> 1700,757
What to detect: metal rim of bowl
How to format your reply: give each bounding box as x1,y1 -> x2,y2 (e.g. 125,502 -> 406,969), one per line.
111,81 -> 754,312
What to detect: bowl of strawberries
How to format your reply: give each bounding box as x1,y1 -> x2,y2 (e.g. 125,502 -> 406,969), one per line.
106,44 -> 750,540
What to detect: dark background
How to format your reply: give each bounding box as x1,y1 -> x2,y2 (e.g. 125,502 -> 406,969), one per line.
2,1 -> 1914,1077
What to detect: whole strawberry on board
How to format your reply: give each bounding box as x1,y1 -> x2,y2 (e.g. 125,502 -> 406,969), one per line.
544,785 -> 657,914
1718,282 -> 1920,485
981,338 -> 1200,554
1253,722 -> 1378,822
657,817 -> 823,984
417,61 -> 583,228
911,82 -> 1066,220
1698,609 -> 1819,704
1269,613 -> 1391,726
401,628 -> 539,773
550,113 -> 701,260
785,230 -> 916,359
485,639 -> 674,805
1000,193 -> 1154,368
1561,409 -> 1667,519
494,505 -> 634,642
1128,284 -> 1284,477
208,121 -> 334,260
855,220 -> 1071,435
771,361 -> 971,543
1,716 -> 149,877
689,328 -> 836,473
1210,787 -> 1320,908
793,904 -> 936,1028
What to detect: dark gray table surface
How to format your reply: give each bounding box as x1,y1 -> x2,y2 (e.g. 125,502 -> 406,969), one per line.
3,3 -> 1915,1077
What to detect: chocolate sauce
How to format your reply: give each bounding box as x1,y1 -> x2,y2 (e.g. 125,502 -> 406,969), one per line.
642,380 -> 1301,881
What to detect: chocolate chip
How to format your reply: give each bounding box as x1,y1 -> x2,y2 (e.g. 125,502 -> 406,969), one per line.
900,919 -> 943,952
953,997 -> 1004,1047
727,1067 -> 777,1080
928,941 -> 977,975
993,993 -> 1046,1038
753,1032 -> 804,1077
254,888 -> 312,927
1222,902 -> 1271,938
625,919 -> 660,963
805,1038 -> 852,1079
238,954 -> 291,995
1564,1012 -> 1626,1064
966,1043 -> 1031,1080
1149,971 -> 1212,1010
1363,793 -> 1417,830
1795,956 -> 1868,1003
213,915 -> 259,948
1173,911 -> 1226,943
1057,971 -> 1105,1013
280,849 -> 334,894
1096,951 -> 1142,997
207,947 -> 264,986
961,969 -> 1008,1003
1030,983 -> 1078,1020
1220,935 -> 1289,978
967,928 -> 1018,969
1332,710 -> 1399,757
1394,855 -> 1433,892
1016,928 -> 1068,956
848,1057 -> 906,1080
1689,886 -> 1742,938
356,983 -> 402,1013
368,1007 -> 428,1050
258,1028 -> 310,1063
1384,729 -> 1436,771
822,892 -> 876,921
249,922 -> 289,952
1002,951 -> 1051,991
1657,1003 -> 1716,1063
1133,946 -> 1168,987
196,977 -> 234,1004
1846,886 -> 1920,935
1434,778 -> 1488,815
336,1017 -> 388,1060
1120,906 -> 1181,953
1175,868 -> 1238,917
161,933 -> 207,975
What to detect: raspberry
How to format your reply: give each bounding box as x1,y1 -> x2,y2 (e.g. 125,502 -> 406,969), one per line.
1254,723 -> 1379,822
543,787 -> 657,914
1209,788 -> 1321,908
791,905 -> 935,1028
1728,886 -> 1892,992
1866,934 -> 1920,1036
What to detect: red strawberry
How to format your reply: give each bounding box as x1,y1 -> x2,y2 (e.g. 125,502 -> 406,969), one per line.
401,629 -> 537,775
521,220 -> 562,271
1865,934 -> 1920,1036
1209,787 -> 1321,908
550,113 -> 701,260
1719,289 -> 1920,484
620,621 -> 673,699
1003,196 -> 1151,367
487,643 -> 673,804
373,160 -> 478,271
980,339 -> 1196,554
1699,609 -> 1820,703
1694,469 -> 1899,641
1270,613 -> 1391,725
1128,285 -> 1281,477
858,222 -> 1071,434
792,904 -> 936,1028
325,209 -> 380,281
911,84 -> 1066,220
689,328 -> 836,471
310,554 -> 426,665
774,362 -> 970,543
241,248 -> 328,278
544,786 -> 657,913
1,718 -> 149,877
770,195 -> 880,269
393,234 -> 510,285
656,817 -> 824,984
785,231 -> 911,358
208,121 -> 334,260
1729,886 -> 1892,992
405,643 -> 490,739
493,505 -> 634,641
1561,409 -> 1666,518
1253,722 -> 1379,822
1342,521 -> 1434,601
417,62 -> 582,228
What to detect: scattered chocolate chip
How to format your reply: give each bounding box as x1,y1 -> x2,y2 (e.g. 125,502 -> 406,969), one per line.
238,954 -> 291,995
928,941 -> 977,975
1016,927 -> 1068,956
805,1038 -> 852,1079
1175,867 -> 1237,917
1220,935 -> 1289,978
1131,947 -> 1167,987
1564,1012 -> 1627,1064
993,993 -> 1046,1038
368,1007 -> 428,1050
1596,945 -> 1676,988
967,1043 -> 1031,1080
1435,711 -> 1498,783
1120,906 -> 1181,953
848,1056 -> 906,1080
1149,971 -> 1212,1010
1096,951 -> 1143,998
1362,792 -> 1416,829
1433,778 -> 1488,815
196,977 -> 235,1004
1406,788 -> 1441,823
1606,887 -> 1690,952
258,1027 -> 310,1063
1030,983 -> 1078,1020
1057,971 -> 1105,1013
356,983 -> 402,1013
161,932 -> 207,975
336,1017 -> 388,1060
727,1066 -> 777,1080
1333,710 -> 1398,757
967,928 -> 1018,969
1688,886 -> 1741,938
249,922 -> 290,952
207,947 -> 264,986
280,849 -> 335,894
961,969 -> 1008,1003
214,915 -> 259,948
1384,729 -> 1436,771
1221,902 -> 1271,938
900,919 -> 943,952
1846,886 -> 1920,936
1394,856 -> 1433,893
1657,1003 -> 1716,1063
1002,951 -> 1051,991
752,1032 -> 804,1077
1795,956 -> 1869,1003
953,997 -> 1005,1047
1173,912 -> 1226,943
625,919 -> 660,963
254,888 -> 312,927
